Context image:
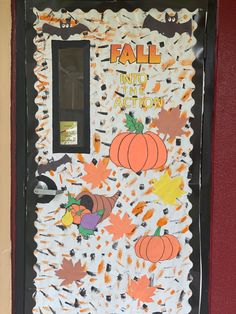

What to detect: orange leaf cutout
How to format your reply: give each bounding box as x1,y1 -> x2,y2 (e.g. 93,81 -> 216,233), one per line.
81,159 -> 112,188
104,213 -> 136,241
55,258 -> 87,286
127,275 -> 156,303
152,107 -> 187,138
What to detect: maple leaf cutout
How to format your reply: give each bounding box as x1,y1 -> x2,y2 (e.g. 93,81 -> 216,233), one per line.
152,171 -> 185,205
152,107 -> 187,138
104,213 -> 136,241
81,159 -> 112,188
127,275 -> 156,304
55,258 -> 87,286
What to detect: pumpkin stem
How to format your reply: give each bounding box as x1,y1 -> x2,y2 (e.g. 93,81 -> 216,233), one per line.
125,113 -> 144,134
154,226 -> 161,236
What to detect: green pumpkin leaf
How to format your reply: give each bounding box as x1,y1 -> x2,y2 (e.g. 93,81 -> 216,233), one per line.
135,122 -> 144,134
125,114 -> 144,134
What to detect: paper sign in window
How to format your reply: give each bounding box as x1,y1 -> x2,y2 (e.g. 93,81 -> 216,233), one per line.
60,121 -> 78,145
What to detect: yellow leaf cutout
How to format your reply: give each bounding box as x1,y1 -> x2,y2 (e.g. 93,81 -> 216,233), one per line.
152,172 -> 185,205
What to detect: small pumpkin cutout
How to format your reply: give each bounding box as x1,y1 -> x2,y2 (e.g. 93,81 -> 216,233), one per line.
135,217 -> 181,263
110,114 -> 167,173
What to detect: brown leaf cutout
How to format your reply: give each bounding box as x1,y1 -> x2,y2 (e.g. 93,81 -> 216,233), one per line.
152,107 -> 187,138
55,258 -> 87,286
127,275 -> 156,304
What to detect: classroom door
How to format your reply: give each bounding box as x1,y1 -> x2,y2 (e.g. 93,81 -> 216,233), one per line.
15,1 -> 214,313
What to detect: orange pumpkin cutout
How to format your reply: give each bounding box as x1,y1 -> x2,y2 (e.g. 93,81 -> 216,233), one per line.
135,219 -> 181,263
110,114 -> 167,173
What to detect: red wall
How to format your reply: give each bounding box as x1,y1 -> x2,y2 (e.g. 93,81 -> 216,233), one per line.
210,1 -> 236,313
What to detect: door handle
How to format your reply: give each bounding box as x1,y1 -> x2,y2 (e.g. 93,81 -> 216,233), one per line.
32,175 -> 66,202
34,188 -> 64,196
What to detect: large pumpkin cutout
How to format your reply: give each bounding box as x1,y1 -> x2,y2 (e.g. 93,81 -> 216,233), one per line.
135,217 -> 181,263
110,114 -> 167,173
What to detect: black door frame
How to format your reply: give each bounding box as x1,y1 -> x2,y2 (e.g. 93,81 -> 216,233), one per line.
12,1 -> 216,313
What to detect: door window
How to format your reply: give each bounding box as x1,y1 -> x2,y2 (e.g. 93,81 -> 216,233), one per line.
52,40 -> 90,153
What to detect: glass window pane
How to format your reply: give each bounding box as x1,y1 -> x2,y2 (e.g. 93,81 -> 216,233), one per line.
52,40 -> 90,153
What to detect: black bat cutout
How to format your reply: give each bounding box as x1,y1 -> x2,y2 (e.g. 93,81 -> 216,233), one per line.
143,13 -> 192,38
38,154 -> 72,175
42,20 -> 90,40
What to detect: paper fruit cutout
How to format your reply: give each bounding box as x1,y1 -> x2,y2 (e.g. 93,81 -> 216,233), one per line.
55,258 -> 87,286
78,211 -> 104,237
81,158 -> 112,189
61,210 -> 74,227
104,212 -> 137,241
61,191 -> 120,237
143,13 -> 192,38
127,275 -> 156,304
110,114 -> 167,173
71,206 -> 92,225
62,203 -> 91,227
135,217 -> 181,263
152,171 -> 185,205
